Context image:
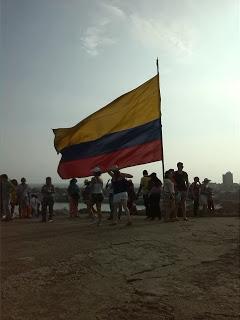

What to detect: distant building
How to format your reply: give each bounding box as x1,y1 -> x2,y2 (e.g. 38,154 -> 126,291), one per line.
222,172 -> 233,190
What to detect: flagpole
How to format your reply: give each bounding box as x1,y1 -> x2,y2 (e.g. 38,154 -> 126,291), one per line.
156,58 -> 165,182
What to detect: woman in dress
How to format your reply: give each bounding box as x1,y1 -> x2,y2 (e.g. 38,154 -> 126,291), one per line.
10,179 -> 18,219
148,173 -> 162,220
163,170 -> 176,222
108,165 -> 133,226
90,167 -> 104,226
82,179 -> 94,219
17,178 -> 31,218
67,178 -> 80,218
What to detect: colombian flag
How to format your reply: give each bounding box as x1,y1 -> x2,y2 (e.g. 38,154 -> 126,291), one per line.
53,74 -> 162,178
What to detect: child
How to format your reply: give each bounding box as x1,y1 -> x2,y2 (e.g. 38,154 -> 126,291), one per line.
90,167 -> 104,226
163,170 -> 175,222
207,187 -> 215,213
82,179 -> 95,218
127,180 -> 137,215
41,177 -> 55,222
30,194 -> 41,217
200,178 -> 211,214
189,177 -> 201,216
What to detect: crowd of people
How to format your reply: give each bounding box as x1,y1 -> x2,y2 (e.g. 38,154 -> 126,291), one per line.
0,175 -> 55,222
0,162 -> 215,225
138,162 -> 215,224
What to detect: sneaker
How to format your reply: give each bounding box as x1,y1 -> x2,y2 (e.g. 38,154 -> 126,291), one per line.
48,219 -> 53,223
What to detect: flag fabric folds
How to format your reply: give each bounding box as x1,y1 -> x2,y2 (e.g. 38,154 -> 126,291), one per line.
53,74 -> 162,178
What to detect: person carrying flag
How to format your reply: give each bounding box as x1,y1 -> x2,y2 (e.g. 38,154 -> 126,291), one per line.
108,165 -> 133,226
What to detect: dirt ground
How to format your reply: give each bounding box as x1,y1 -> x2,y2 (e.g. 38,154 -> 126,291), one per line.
1,214 -> 240,320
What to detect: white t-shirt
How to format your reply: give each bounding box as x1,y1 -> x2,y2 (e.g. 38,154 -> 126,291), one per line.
163,179 -> 175,194
30,198 -> 40,210
91,177 -> 103,194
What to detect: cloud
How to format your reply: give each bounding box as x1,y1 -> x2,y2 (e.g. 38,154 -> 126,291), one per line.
81,24 -> 115,56
80,1 -> 194,59
80,2 -> 125,56
101,2 -> 126,19
129,13 -> 193,59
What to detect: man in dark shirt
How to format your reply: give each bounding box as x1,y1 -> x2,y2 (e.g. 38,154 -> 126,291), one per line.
41,177 -> 55,222
174,162 -> 189,221
189,177 -> 201,216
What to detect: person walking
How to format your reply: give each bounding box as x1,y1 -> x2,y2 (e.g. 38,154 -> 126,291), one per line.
10,179 -> 18,219
106,179 -> 114,220
82,179 -> 94,219
137,170 -> 151,219
0,175 -> 2,217
127,180 -> 137,215
90,167 -> 104,226
207,186 -> 215,213
148,173 -> 162,220
163,170 -> 175,222
173,162 -> 189,221
17,178 -> 31,218
67,178 -> 80,218
200,178 -> 211,214
0,174 -> 14,221
189,177 -> 201,216
30,194 -> 41,218
108,165 -> 133,226
41,177 -> 55,222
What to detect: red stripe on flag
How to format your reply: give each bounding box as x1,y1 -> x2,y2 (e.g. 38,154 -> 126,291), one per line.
58,139 -> 162,179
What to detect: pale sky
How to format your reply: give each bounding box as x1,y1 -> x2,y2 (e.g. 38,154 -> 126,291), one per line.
1,0 -> 240,185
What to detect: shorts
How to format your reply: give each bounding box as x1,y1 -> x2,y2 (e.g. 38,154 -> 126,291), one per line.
113,192 -> 128,204
200,194 -> 208,205
175,191 -> 187,203
91,193 -> 104,204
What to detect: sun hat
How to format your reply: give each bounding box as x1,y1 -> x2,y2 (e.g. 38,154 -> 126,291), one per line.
92,166 -> 102,173
111,165 -> 120,172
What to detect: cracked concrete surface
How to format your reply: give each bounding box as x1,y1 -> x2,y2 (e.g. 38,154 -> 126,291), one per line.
1,216 -> 239,320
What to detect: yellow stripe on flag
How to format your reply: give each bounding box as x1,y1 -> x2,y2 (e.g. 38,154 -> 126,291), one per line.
54,74 -> 160,152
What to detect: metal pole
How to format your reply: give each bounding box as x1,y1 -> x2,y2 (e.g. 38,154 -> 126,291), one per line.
156,58 -> 165,182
